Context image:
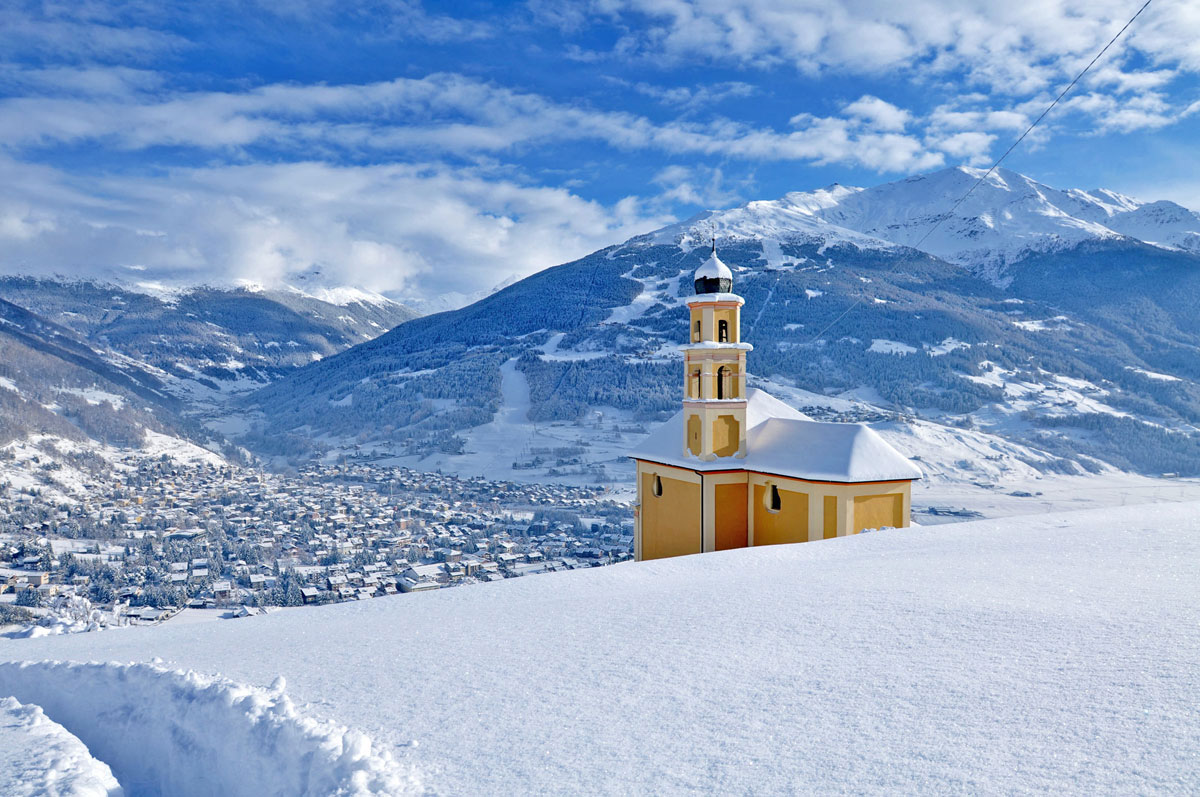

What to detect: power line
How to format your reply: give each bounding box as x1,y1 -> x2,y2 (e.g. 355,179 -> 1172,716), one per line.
807,0 -> 1155,345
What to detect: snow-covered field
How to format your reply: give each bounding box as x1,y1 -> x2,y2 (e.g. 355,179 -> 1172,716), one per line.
3,501 -> 1198,794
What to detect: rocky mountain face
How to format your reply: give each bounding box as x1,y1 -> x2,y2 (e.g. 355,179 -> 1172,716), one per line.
244,167 -> 1200,478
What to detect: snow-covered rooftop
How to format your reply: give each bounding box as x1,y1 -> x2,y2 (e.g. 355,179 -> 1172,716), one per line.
630,388 -> 921,482
693,251 -> 732,282
683,292 -> 743,306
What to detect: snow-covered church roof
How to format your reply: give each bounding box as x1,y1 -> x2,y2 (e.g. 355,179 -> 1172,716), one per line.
630,389 -> 922,483
694,250 -> 733,283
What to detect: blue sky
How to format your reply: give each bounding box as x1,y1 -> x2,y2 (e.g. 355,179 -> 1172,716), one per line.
1,0 -> 1198,305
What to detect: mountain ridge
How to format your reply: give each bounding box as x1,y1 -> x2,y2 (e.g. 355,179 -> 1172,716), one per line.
240,166 -> 1200,480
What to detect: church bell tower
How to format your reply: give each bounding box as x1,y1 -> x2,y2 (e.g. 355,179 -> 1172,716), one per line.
682,243 -> 752,460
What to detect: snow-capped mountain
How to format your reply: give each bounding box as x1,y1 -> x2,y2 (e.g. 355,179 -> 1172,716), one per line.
676,167 -> 1200,283
6,167 -> 1200,484
244,167 -> 1200,481
0,277 -> 418,402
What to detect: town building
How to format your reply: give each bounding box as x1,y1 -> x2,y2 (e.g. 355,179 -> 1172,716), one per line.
630,245 -> 922,560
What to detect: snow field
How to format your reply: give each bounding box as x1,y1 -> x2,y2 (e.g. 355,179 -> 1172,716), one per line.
0,662 -> 419,797
0,695 -> 123,797
4,501 -> 1200,793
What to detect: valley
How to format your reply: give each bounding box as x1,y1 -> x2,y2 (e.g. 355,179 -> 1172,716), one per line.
7,167 -> 1200,519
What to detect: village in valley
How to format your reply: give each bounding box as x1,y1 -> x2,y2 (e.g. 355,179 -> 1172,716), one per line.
0,459 -> 634,632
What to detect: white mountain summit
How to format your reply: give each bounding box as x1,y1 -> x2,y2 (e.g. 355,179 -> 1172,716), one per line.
660,167 -> 1200,284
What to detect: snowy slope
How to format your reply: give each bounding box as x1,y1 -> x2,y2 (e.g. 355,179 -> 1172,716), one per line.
0,297 -> 234,501
675,166 -> 1200,282
4,502 -> 1199,794
651,183 -> 893,255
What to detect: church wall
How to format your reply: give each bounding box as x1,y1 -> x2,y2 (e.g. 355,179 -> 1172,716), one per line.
634,459 -> 912,561
712,415 -> 739,457
712,480 -> 748,551
713,308 -> 739,342
686,414 -> 702,456
636,462 -> 702,561
823,495 -> 839,540
853,493 -> 904,531
750,483 -> 810,546
748,472 -> 912,543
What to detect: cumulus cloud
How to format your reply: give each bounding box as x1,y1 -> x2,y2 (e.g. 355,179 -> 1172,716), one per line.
842,95 -> 911,131
0,156 -> 671,303
537,0 -> 1200,143
547,1 -> 1198,91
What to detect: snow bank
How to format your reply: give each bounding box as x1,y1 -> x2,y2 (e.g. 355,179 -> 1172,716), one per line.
5,501 -> 1200,793
5,594 -> 125,638
0,695 -> 123,797
0,662 -> 419,797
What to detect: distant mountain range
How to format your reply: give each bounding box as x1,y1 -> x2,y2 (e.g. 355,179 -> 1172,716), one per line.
6,166 -> 1200,491
244,167 -> 1200,479
0,279 -> 416,499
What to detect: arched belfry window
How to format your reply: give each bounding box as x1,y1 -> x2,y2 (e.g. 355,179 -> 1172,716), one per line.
767,484 -> 782,512
718,320 -> 729,342
693,320 -> 701,342
652,475 -> 663,497
716,366 -> 728,399
689,368 -> 701,398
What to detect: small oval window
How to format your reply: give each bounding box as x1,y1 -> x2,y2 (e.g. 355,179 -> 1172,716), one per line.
767,484 -> 781,512
652,475 -> 663,497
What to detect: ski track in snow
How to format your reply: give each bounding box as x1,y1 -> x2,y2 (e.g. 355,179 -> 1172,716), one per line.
0,662 -> 419,797
749,275 -> 780,330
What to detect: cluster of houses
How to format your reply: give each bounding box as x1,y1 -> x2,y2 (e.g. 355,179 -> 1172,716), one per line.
0,459 -> 634,623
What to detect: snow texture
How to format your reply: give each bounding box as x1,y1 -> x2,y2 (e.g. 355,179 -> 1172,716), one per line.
3,501 -> 1199,793
744,416 -> 924,482
665,166 -> 1200,282
867,338 -> 917,355
633,388 -> 921,482
0,696 -> 123,797
693,251 -> 732,281
0,662 -> 419,797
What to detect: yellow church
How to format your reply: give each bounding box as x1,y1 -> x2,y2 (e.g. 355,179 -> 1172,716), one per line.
630,246 -> 922,561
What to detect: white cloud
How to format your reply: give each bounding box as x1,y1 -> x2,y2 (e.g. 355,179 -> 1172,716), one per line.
561,0 -> 1200,95
0,156 -> 671,303
0,4 -> 187,64
928,131 -> 996,163
620,79 -> 758,113
842,95 -> 911,131
651,164 -> 747,207
0,71 -> 956,173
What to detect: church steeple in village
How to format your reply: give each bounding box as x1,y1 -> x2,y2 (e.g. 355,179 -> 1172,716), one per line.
682,243 -> 751,460
630,243 -> 922,561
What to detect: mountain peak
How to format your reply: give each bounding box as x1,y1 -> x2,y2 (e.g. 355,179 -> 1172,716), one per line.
644,167 -> 1200,281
